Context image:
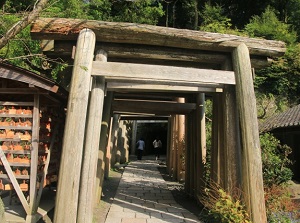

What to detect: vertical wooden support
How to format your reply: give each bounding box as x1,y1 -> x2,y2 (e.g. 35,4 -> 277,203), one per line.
196,93 -> 206,199
95,90 -> 113,204
184,113 -> 192,194
171,115 -> 178,179
104,117 -> 113,179
110,114 -> 120,168
211,94 -> 221,184
218,94 -> 226,188
221,60 -> 242,192
119,121 -> 128,163
166,117 -> 172,174
190,107 -> 197,196
26,94 -> 40,223
177,98 -> 185,181
54,29 -> 96,223
131,121 -> 137,156
222,85 -> 242,191
170,115 -> 176,176
78,75 -> 105,223
232,43 -> 267,223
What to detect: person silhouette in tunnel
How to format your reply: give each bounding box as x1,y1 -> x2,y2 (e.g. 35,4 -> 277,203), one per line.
153,137 -> 162,160
136,137 -> 145,160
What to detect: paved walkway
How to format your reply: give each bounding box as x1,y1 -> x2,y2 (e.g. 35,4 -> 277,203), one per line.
104,157 -> 201,223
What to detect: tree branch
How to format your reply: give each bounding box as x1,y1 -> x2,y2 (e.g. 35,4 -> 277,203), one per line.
0,0 -> 48,50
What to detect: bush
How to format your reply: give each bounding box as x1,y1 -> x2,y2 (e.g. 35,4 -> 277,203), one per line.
199,182 -> 251,223
265,184 -> 300,222
260,133 -> 293,187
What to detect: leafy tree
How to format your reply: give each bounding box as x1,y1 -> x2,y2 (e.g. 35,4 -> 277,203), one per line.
199,3 -> 240,34
244,7 -> 297,44
255,44 -> 300,105
286,0 -> 300,41
110,0 -> 164,25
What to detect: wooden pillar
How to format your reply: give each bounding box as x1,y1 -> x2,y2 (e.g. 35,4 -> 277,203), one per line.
196,93 -> 206,199
78,75 -> 105,223
26,94 -> 40,223
232,43 -> 267,223
118,121 -> 128,163
211,94 -> 221,184
95,86 -> 113,204
221,60 -> 242,192
166,117 -> 172,173
169,115 -> 176,177
54,29 -> 96,223
177,98 -> 185,181
185,95 -> 196,196
172,115 -> 178,180
222,85 -> 242,191
131,120 -> 137,156
104,117 -> 113,179
190,106 -> 197,196
110,114 -> 120,167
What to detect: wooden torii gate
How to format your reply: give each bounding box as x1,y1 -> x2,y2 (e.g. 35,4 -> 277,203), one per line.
30,18 -> 286,223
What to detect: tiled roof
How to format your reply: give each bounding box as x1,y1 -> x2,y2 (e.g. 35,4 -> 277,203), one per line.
259,104 -> 300,132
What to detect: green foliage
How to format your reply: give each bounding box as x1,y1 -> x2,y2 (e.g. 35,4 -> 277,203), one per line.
255,44 -> 300,105
2,0 -> 37,13
199,3 -> 240,35
85,0 -> 112,20
110,0 -> 164,25
244,7 -> 297,44
286,0 -> 300,42
0,14 -> 42,70
260,133 -> 293,187
200,182 -> 251,223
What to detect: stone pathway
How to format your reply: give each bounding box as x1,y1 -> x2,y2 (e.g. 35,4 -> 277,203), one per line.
104,158 -> 201,223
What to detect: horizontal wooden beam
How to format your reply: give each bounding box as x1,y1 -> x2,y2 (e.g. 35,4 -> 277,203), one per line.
107,82 -> 223,93
120,115 -> 169,120
41,41 -> 270,69
92,61 -> 235,86
31,18 -> 286,58
112,99 -> 196,115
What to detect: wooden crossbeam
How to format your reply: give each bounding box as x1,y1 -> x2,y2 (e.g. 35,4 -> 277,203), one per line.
92,61 -> 235,86
112,99 -> 196,115
31,18 -> 286,58
107,82 -> 223,93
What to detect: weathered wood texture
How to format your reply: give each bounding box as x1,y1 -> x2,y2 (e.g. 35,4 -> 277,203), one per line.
0,66 -> 59,93
31,18 -> 286,58
92,61 -> 235,86
54,29 -> 96,223
96,91 -> 113,204
106,82 -> 223,93
41,40 -> 270,69
222,85 -> 242,191
109,114 -> 120,168
221,60 -> 242,192
77,76 -> 105,223
27,94 -> 40,223
166,117 -> 172,174
196,93 -> 206,199
211,94 -> 221,185
176,98 -> 185,181
232,43 -> 267,223
112,99 -> 196,115
0,149 -> 29,213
